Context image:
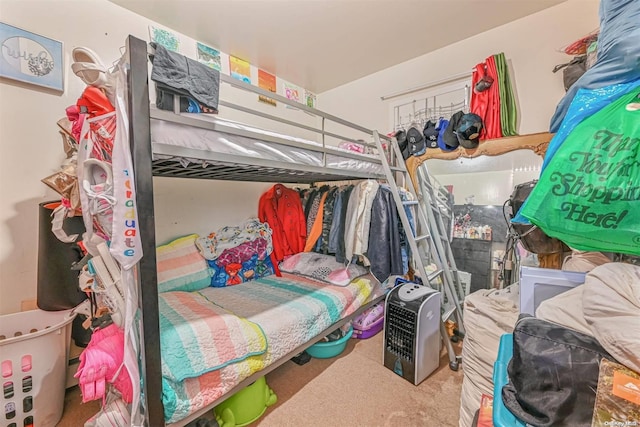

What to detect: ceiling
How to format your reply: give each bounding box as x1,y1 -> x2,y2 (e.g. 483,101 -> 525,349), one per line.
111,0 -> 566,93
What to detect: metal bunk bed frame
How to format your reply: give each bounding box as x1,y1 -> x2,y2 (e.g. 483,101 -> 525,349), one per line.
125,35 -> 394,426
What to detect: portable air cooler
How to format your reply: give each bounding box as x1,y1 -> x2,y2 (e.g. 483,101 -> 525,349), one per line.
383,282 -> 441,385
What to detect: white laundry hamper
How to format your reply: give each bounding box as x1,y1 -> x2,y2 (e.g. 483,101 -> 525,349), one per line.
0,309 -> 75,427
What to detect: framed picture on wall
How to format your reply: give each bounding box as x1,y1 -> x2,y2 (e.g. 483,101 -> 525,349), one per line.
0,22 -> 64,92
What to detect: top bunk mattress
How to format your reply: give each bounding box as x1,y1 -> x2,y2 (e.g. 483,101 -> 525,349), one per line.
149,109 -> 386,183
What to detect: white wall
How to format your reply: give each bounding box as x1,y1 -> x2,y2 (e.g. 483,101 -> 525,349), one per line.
319,0 -> 600,134
318,0 -> 600,204
0,0 -> 318,314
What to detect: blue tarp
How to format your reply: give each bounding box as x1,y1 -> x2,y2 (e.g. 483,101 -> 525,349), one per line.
550,0 -> 640,132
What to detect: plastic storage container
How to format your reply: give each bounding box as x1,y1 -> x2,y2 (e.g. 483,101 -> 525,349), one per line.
306,326 -> 353,359
0,309 -> 75,427
352,303 -> 384,339
214,376 -> 277,427
492,333 -> 525,427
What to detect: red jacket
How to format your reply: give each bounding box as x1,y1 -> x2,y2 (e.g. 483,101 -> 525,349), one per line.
258,184 -> 306,262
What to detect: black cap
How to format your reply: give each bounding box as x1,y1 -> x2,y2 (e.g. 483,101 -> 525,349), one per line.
395,130 -> 410,160
407,127 -> 426,156
455,113 -> 483,149
442,111 -> 464,150
423,120 -> 439,149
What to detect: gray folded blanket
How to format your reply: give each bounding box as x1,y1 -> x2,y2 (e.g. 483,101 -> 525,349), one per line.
150,43 -> 220,113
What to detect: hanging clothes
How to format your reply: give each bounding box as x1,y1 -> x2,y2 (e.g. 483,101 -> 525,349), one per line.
398,188 -> 416,275
258,184 -> 306,263
304,185 -> 329,236
334,185 -> 355,263
367,186 -> 404,283
471,55 -> 503,140
304,191 -> 328,252
344,180 -> 380,262
319,187 -> 339,254
495,52 -> 518,136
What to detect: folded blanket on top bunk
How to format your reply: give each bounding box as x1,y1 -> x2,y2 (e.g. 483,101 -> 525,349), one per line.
161,272 -> 374,423
151,43 -> 220,114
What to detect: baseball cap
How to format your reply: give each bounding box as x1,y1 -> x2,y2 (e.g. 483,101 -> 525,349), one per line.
442,111 -> 464,150
422,120 -> 439,149
407,127 -> 426,156
395,130 -> 410,160
455,113 -> 484,149
436,118 -> 455,151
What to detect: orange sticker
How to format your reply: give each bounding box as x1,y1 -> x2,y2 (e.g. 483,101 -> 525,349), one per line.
477,394 -> 494,427
613,370 -> 640,406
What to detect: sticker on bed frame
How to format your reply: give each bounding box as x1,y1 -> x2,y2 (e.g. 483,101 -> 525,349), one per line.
258,69 -> 276,106
149,26 -> 180,53
229,55 -> 251,84
305,90 -> 316,109
196,42 -> 221,71
284,82 -> 301,110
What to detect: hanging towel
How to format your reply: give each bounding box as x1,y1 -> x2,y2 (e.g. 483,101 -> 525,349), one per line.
494,52 -> 518,137
150,43 -> 220,113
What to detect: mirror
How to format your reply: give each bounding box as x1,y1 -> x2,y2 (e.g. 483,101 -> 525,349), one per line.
409,133 -> 562,286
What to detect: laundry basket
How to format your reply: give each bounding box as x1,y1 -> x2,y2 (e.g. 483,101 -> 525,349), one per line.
0,309 -> 75,427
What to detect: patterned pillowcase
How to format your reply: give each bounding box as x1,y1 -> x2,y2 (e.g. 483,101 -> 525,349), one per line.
157,234 -> 212,293
279,252 -> 368,286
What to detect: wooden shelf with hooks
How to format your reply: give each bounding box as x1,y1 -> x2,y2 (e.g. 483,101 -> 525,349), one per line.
405,131 -> 553,177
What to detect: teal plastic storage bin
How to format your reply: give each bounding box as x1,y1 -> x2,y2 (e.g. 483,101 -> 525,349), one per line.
214,376 -> 277,427
306,326 -> 353,359
493,334 -> 526,427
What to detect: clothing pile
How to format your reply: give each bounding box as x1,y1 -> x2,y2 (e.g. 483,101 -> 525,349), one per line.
490,261 -> 640,427
195,219 -> 277,287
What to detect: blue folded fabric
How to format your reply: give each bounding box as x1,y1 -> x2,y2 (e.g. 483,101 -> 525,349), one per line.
549,0 -> 640,132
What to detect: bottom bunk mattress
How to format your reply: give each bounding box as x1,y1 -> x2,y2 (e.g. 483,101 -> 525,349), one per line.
159,272 -> 375,423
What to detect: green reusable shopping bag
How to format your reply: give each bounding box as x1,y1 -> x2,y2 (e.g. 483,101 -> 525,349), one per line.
520,89 -> 640,255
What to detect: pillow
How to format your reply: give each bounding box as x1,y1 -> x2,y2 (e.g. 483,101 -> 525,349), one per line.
280,252 -> 368,286
157,234 -> 211,293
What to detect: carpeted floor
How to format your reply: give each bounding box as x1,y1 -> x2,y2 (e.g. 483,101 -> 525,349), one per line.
58,332 -> 463,426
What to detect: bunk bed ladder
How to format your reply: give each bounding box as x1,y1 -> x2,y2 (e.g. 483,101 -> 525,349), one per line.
372,131 -> 463,371
414,166 -> 466,333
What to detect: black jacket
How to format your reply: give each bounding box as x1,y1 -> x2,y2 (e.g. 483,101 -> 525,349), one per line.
367,187 -> 404,282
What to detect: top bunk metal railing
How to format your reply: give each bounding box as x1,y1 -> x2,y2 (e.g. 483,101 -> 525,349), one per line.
144,42 -> 395,183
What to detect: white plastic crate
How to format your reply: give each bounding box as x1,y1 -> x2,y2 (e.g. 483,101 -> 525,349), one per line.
0,309 -> 75,427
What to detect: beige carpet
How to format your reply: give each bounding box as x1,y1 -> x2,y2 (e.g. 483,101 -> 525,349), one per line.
261,333 -> 463,427
58,333 -> 463,426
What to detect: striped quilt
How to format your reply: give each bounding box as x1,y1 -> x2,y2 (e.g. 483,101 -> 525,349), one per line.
162,273 -> 374,423
158,291 -> 267,383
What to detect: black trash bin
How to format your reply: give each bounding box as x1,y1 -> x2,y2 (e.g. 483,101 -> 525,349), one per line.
37,201 -> 88,311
